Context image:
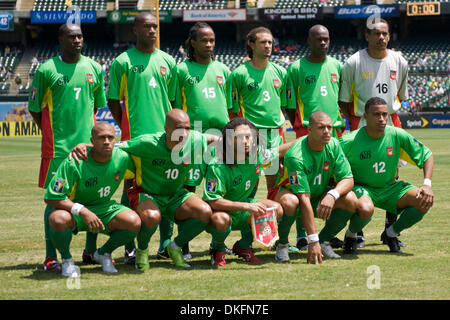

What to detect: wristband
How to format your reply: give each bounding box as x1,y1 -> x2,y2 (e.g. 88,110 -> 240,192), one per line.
423,178 -> 432,187
327,189 -> 340,200
307,233 -> 319,244
71,203 -> 84,215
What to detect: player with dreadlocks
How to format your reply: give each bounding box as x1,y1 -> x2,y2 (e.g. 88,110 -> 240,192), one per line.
174,22 -> 232,259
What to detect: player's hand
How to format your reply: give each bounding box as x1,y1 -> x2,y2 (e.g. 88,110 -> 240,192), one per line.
80,209 -> 105,233
68,143 -> 90,164
307,242 -> 323,264
316,194 -> 335,220
246,202 -> 267,216
416,185 -> 434,212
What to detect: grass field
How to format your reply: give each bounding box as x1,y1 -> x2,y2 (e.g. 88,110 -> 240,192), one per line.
0,129 -> 449,300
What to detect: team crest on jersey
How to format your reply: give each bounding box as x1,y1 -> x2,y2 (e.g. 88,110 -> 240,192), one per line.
390,70 -> 396,80
114,171 -> 121,181
331,73 -> 337,83
289,172 -> 299,185
207,179 -> 217,192
86,73 -> 94,83
286,87 -> 292,100
255,164 -> 261,174
387,146 -> 393,156
273,79 -> 280,89
323,161 -> 330,171
160,66 -> 167,76
217,76 -> 223,85
53,178 -> 65,193
30,87 -> 37,101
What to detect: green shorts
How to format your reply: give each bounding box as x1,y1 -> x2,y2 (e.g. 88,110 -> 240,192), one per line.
353,180 -> 416,214
73,200 -> 129,235
228,198 -> 258,231
137,188 -> 195,221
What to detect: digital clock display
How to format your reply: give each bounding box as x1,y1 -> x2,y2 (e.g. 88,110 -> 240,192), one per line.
407,2 -> 441,16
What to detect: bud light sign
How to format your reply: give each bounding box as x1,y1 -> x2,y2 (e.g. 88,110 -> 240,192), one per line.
335,5 -> 399,19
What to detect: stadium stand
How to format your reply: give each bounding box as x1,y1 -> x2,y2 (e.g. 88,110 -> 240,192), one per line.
0,0 -> 16,10
158,0 -> 229,10
32,0 -> 107,11
274,0 -> 345,8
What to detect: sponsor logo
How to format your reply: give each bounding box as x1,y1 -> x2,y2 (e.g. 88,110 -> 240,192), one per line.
360,150 -> 372,160
85,176 -> 98,188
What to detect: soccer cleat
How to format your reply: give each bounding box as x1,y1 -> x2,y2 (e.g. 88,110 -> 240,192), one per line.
381,231 -> 406,247
296,237 -> 308,251
61,258 -> 79,277
381,231 -> 403,254
329,236 -> 344,249
135,248 -> 150,271
124,248 -> 136,265
275,243 -> 290,262
93,250 -> 118,273
232,241 -> 260,264
356,232 -> 365,248
182,242 -> 192,261
209,244 -> 233,255
211,249 -> 226,267
82,250 -> 95,264
320,241 -> 341,259
167,244 -> 190,268
43,256 -> 61,272
156,247 -> 170,260
343,236 -> 358,255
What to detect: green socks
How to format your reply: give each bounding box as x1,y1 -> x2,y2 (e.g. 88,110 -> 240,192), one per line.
98,230 -> 139,255
319,209 -> 354,243
393,207 -> 427,235
348,213 -> 372,234
295,215 -> 307,239
174,219 -> 208,248
278,210 -> 298,244
158,216 -> 174,251
49,226 -> 72,260
44,205 -> 57,259
84,232 -> 98,254
237,229 -> 253,250
207,225 -> 232,251
137,224 -> 158,251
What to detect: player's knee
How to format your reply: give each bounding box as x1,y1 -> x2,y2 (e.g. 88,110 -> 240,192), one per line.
210,212 -> 231,231
341,192 -> 358,213
128,212 -> 142,232
196,202 -> 213,223
273,202 -> 284,219
140,209 -> 161,228
357,201 -> 374,220
279,194 -> 298,215
49,210 -> 72,232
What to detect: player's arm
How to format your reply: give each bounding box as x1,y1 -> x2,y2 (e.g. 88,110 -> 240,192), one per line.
416,155 -> 434,211
68,143 -> 92,163
44,198 -> 105,233
207,198 -> 266,216
30,111 -> 42,130
338,60 -> 354,120
108,99 -> 122,128
296,192 -> 322,264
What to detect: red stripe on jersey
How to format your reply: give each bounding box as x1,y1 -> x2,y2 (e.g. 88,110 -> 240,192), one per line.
41,105 -> 55,158
121,97 -> 130,141
38,157 -> 52,188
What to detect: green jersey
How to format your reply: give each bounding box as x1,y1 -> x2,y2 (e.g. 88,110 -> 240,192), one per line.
44,148 -> 135,206
286,56 -> 344,128
203,147 -> 277,202
108,48 -> 177,140
119,130 -> 207,196
279,136 -> 352,198
28,55 -> 106,159
340,126 -> 432,188
230,61 -> 286,129
175,60 -> 230,132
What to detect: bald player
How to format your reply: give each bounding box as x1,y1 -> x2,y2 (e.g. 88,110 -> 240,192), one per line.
45,122 -> 139,276
273,111 -> 359,262
105,12 -> 178,264
283,24 -> 345,251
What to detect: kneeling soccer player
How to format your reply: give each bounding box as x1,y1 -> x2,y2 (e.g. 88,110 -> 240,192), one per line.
45,123 -> 141,277
273,111 -> 359,263
340,97 -> 434,254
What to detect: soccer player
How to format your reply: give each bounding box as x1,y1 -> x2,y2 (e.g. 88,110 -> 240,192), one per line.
45,122 -> 140,277
71,109 -> 216,269
106,12 -> 178,263
340,97 -> 434,254
229,26 -> 287,195
204,117 -> 296,266
339,18 -> 409,246
28,23 -> 106,272
174,22 -> 231,258
273,111 -> 359,263
284,24 -> 345,251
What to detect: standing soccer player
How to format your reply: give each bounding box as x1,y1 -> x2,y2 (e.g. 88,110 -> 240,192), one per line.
284,24 -> 345,251
229,27 -> 287,195
339,18 -> 409,246
106,12 -> 177,263
45,123 -> 140,276
340,97 -> 434,254
28,24 -> 106,272
174,22 -> 231,259
272,111 -> 359,262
